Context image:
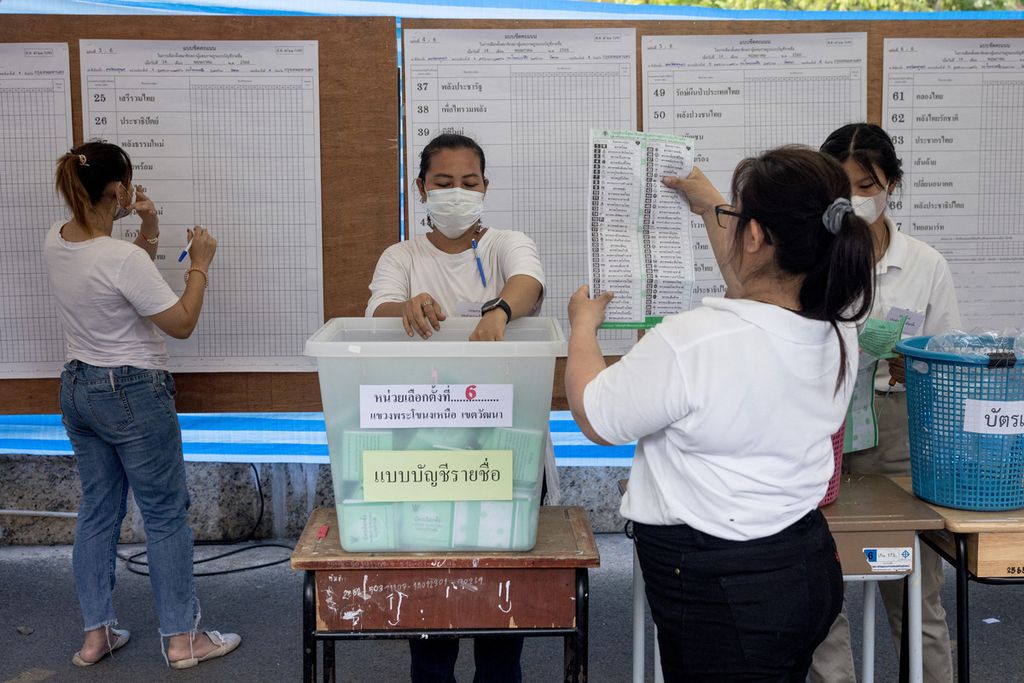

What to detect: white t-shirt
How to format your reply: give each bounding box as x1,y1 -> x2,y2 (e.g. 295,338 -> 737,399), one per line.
366,229 -> 545,318
585,298 -> 857,541
871,217 -> 961,391
43,220 -> 179,370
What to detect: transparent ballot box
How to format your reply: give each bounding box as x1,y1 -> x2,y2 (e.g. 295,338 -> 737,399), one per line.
305,317 -> 565,551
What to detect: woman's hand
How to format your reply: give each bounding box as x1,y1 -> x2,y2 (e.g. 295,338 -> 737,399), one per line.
888,352 -> 906,385
470,309 -> 507,341
403,292 -> 446,339
661,167 -> 724,217
187,225 -> 217,270
568,285 -> 613,334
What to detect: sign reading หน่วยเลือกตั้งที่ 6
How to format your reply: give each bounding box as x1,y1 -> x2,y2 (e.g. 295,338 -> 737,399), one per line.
362,450 -> 513,502
359,384 -> 514,429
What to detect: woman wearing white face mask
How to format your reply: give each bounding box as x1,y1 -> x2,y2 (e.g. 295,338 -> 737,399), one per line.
367,133 -> 544,341
810,123 -> 961,683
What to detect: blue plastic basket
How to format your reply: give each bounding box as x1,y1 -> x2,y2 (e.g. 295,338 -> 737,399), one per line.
897,336 -> 1024,511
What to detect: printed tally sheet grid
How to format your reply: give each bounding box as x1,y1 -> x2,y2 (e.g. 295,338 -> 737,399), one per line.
980,80 -> 1024,239
188,82 -> 317,358
743,74 -> 856,156
509,69 -> 634,347
0,81 -> 68,366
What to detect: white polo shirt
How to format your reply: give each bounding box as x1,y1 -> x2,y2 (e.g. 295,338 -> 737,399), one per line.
366,228 -> 545,318
43,220 -> 179,370
871,217 -> 961,391
585,298 -> 856,541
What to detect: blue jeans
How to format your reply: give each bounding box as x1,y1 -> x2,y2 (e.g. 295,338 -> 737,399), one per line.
60,360 -> 200,636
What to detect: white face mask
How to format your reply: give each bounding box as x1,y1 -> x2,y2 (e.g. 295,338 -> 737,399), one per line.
113,184 -> 136,221
851,190 -> 887,225
425,187 -> 484,239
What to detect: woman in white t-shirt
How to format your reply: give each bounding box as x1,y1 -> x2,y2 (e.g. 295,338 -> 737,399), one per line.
367,133 -> 544,341
566,147 -> 876,681
368,134 -> 546,683
45,142 -> 240,670
810,123 -> 960,683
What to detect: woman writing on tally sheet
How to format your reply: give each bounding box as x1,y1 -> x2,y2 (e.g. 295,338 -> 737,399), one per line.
567,147 -> 875,681
367,133 -> 549,683
46,141 -> 240,670
810,123 -> 960,683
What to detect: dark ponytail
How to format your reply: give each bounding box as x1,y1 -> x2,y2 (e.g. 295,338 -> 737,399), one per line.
55,141 -> 131,226
729,146 -> 874,391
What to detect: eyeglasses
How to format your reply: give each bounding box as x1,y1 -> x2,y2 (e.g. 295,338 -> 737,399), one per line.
713,204 -> 773,245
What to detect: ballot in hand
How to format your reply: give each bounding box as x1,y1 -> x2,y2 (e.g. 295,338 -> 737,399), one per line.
568,285 -> 614,334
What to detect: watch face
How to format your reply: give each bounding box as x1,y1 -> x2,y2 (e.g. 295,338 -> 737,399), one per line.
482,298 -> 501,310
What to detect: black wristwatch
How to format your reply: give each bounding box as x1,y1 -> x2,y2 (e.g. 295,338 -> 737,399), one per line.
481,297 -> 512,323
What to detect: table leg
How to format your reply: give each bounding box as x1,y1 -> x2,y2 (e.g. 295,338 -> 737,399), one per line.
862,580 -> 875,683
631,545 -> 644,683
303,571 -> 317,683
956,534 -> 970,683
906,536 -> 923,683
564,569 -> 589,683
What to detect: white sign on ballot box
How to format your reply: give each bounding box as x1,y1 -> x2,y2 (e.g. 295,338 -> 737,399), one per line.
359,384 -> 514,429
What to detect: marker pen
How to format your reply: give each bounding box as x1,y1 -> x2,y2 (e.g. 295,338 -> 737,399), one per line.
471,239 -> 487,287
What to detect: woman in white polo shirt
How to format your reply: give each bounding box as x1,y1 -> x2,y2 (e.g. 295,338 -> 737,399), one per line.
46,141 -> 240,670
810,123 -> 960,683
566,146 -> 876,681
367,133 -> 546,683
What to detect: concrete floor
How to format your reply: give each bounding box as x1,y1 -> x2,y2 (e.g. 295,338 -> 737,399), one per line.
1,534 -> 1022,682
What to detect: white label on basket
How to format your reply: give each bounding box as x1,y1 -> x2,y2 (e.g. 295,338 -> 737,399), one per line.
963,399 -> 1024,435
863,547 -> 913,572
359,384 -> 514,429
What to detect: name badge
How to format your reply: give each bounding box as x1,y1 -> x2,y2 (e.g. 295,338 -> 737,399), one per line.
456,300 -> 483,317
886,307 -> 925,337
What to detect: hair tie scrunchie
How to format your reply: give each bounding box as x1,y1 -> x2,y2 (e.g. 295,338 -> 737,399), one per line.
822,197 -> 852,235
77,154 -> 89,167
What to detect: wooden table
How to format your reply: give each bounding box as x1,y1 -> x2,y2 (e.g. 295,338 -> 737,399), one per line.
291,506 -> 600,683
894,476 -> 1024,683
822,475 -> 945,683
621,475 -> 943,683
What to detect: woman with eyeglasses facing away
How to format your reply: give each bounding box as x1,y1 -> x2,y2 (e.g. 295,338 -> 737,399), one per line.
810,123 -> 959,683
46,141 -> 240,670
566,146 -> 875,681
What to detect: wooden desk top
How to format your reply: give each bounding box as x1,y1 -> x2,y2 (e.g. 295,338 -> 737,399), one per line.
620,475 -> 942,534
291,506 -> 600,571
892,477 -> 1024,534
823,475 -> 944,533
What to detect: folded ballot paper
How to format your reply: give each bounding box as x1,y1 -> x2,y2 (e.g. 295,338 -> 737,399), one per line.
481,427 -> 546,487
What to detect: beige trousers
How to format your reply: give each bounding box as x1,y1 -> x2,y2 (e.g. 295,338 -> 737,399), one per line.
809,392 -> 953,683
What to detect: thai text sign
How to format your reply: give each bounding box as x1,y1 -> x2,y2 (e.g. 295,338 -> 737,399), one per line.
363,450 -> 513,502
359,384 -> 514,429
964,399 -> 1024,435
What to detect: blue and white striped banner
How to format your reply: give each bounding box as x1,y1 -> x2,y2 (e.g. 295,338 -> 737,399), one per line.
0,411 -> 634,467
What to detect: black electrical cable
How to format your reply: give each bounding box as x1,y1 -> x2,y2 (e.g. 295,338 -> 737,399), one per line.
117,463 -> 294,577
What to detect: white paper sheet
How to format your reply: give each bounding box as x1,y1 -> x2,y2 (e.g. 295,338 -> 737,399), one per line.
80,39 -> 324,371
883,38 -> 1024,330
643,33 -> 868,308
0,44 -> 73,378
587,130 -> 695,327
403,28 -> 638,353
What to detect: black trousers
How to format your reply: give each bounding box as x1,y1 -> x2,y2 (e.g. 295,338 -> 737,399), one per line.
633,509 -> 842,682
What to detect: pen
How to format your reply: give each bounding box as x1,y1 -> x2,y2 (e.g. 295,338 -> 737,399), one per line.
177,235 -> 194,263
471,239 -> 487,287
